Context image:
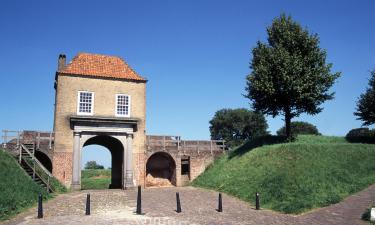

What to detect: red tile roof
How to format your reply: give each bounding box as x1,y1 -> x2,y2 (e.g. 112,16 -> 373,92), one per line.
58,53 -> 146,81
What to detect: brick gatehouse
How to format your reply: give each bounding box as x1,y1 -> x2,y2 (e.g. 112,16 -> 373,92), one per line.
2,53 -> 226,190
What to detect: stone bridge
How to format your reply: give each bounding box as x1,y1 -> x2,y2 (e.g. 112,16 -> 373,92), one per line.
2,130 -> 226,187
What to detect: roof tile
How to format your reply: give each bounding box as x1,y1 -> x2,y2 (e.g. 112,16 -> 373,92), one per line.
58,53 -> 146,81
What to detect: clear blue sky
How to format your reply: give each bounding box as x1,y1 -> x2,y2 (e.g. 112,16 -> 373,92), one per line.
1,0 -> 374,168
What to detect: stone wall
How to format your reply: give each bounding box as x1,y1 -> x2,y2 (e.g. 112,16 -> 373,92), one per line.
145,149 -> 224,187
53,74 -> 146,186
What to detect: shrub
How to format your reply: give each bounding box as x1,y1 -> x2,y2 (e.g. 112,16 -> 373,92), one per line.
277,121 -> 320,136
345,128 -> 375,144
209,108 -> 269,147
84,161 -> 105,169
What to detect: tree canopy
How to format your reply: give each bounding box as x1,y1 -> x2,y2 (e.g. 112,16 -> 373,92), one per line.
354,69 -> 375,126
84,161 -> 104,170
209,108 -> 268,147
245,14 -> 340,140
277,121 -> 320,136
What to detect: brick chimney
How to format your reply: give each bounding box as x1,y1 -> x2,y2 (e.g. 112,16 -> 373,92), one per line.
58,54 -> 66,71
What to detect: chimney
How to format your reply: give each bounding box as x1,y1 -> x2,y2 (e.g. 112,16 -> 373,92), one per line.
57,54 -> 66,71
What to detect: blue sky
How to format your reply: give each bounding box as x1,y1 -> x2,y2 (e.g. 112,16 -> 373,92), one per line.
1,0 -> 374,168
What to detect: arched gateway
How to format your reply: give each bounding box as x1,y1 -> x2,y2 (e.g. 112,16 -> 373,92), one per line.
52,53 -> 146,190
7,52 -> 226,191
1,53 -> 226,191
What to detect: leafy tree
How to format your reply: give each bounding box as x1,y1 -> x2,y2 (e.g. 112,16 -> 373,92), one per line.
245,14 -> 340,140
354,70 -> 375,126
276,121 -> 320,136
209,108 -> 268,147
84,161 -> 104,170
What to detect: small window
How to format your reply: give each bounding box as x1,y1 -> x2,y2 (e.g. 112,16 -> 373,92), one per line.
77,91 -> 94,115
181,157 -> 190,175
116,94 -> 130,117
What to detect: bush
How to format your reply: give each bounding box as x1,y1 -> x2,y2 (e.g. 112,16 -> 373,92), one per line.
345,128 -> 375,144
277,121 -> 320,136
84,161 -> 105,169
209,108 -> 269,147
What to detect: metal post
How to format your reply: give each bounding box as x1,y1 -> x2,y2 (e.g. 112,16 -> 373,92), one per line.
37,194 -> 43,218
218,193 -> 223,212
176,192 -> 181,213
255,192 -> 260,210
136,185 -> 142,214
85,194 -> 91,215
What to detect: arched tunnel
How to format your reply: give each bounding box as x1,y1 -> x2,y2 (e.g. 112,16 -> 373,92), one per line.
146,152 -> 176,187
34,151 -> 53,173
83,135 -> 124,189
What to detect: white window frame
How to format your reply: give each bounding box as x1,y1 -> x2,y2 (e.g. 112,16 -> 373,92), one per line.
115,94 -> 131,117
77,91 -> 94,116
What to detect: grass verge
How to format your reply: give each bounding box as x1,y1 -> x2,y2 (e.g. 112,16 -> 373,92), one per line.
193,135 -> 375,214
0,150 -> 50,221
81,169 -> 111,190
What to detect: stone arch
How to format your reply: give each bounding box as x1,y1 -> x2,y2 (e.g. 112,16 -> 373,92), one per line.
34,150 -> 53,173
146,152 -> 176,187
83,135 -> 124,189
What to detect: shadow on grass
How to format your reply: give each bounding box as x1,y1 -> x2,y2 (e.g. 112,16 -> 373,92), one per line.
229,135 -> 287,159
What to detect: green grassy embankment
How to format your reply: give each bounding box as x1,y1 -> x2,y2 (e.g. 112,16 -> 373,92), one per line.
0,150 -> 50,221
81,169 -> 111,190
193,135 -> 375,214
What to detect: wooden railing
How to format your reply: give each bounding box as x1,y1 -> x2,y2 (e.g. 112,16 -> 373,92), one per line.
146,135 -> 226,153
20,144 -> 54,192
2,130 -> 54,150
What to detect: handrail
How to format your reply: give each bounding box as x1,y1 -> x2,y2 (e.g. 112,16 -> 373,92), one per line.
22,155 -> 53,193
20,144 -> 53,177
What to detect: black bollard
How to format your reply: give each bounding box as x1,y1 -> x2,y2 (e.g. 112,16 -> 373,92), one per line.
218,193 -> 223,212
176,192 -> 181,213
136,185 -> 142,215
37,194 -> 43,219
85,193 -> 91,215
255,192 -> 260,210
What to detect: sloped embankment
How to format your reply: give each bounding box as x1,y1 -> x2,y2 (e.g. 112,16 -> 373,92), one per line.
193,135 -> 375,213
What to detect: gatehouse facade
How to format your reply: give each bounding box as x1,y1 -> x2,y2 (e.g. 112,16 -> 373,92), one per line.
2,52 -> 226,191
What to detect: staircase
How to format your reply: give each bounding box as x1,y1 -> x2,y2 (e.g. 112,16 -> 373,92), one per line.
19,143 -> 55,192
1,130 -> 57,193
18,144 -> 55,192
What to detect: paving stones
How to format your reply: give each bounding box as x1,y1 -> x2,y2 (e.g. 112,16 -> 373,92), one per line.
2,185 -> 374,225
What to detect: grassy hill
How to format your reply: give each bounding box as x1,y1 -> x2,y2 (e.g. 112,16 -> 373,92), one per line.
193,135 -> 375,214
0,149 -> 50,221
81,169 -> 111,190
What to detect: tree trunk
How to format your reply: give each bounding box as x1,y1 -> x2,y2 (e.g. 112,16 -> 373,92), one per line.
285,108 -> 292,140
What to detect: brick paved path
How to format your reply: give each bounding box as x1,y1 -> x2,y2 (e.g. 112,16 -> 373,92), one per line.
2,185 -> 374,225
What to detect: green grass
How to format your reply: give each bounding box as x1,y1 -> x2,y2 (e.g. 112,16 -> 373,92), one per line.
81,169 -> 111,190
0,149 -> 50,221
193,135 -> 375,214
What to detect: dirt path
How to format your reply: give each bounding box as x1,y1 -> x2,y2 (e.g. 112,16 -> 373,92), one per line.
2,185 -> 374,225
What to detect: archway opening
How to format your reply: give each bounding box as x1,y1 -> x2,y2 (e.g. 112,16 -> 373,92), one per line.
34,151 -> 52,173
146,152 -> 176,187
82,135 -> 124,189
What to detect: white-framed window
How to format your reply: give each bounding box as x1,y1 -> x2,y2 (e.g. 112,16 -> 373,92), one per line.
77,91 -> 94,115
116,94 -> 130,117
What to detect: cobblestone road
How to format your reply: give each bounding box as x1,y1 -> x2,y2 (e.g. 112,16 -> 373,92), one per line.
2,185 -> 374,225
